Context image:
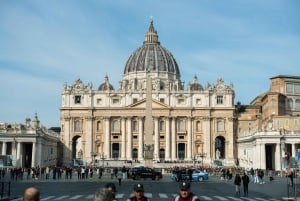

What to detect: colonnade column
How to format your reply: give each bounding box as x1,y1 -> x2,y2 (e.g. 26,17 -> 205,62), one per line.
138,117 -> 143,160
1,142 -> 6,155
260,142 -> 266,170
121,117 -> 126,160
36,141 -> 42,167
31,142 -> 36,167
275,143 -> 281,171
16,142 -> 21,167
127,118 -> 132,160
187,117 -> 192,160
154,117 -> 159,161
104,117 -> 110,159
165,117 -> 170,160
292,143 -> 296,158
171,117 -> 176,160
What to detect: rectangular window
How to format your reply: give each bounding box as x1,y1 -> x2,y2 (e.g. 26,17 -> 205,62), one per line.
133,98 -> 138,104
217,120 -> 224,132
295,84 -> 300,94
217,96 -> 223,104
97,99 -> 102,104
75,96 -> 81,104
160,98 -> 165,103
286,84 -> 293,94
196,99 -> 201,105
159,121 -> 165,131
177,98 -> 185,104
112,98 -> 120,104
178,119 -> 185,131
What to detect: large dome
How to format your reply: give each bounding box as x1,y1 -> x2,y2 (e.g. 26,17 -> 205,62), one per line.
123,20 -> 180,78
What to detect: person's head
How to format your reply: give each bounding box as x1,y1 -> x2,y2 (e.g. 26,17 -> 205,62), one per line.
22,187 -> 40,201
94,188 -> 114,201
133,183 -> 144,199
105,183 -> 116,197
179,181 -> 191,198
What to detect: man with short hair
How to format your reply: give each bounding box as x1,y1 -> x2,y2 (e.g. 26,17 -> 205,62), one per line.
127,183 -> 150,201
173,181 -> 200,201
22,187 -> 40,201
94,188 -> 114,201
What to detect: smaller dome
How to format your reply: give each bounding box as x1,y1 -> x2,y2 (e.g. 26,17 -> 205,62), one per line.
98,76 -> 114,91
190,75 -> 203,91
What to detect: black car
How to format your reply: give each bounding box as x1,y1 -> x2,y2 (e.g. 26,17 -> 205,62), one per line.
129,166 -> 162,180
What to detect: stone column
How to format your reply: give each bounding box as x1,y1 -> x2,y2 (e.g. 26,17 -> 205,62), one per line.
36,140 -> 42,167
31,142 -> 36,167
127,118 -> 132,160
165,117 -> 171,160
187,117 -> 192,160
63,117 -> 71,163
275,143 -> 281,171
16,142 -> 21,167
138,117 -> 144,160
260,142 -> 266,170
86,116 -> 93,163
1,142 -> 6,155
105,117 -> 110,159
154,117 -> 159,160
121,117 -> 126,160
171,117 -> 176,160
292,143 -> 296,158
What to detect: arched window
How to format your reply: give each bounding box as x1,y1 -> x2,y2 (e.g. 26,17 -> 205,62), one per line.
97,121 -> 102,131
215,136 -> 225,159
74,120 -> 80,132
287,98 -> 293,110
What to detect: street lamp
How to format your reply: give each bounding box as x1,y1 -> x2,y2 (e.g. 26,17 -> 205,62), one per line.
100,153 -> 106,168
192,154 -> 198,165
90,152 -> 97,167
199,142 -> 206,169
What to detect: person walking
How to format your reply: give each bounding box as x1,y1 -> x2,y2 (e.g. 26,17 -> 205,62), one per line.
117,171 -> 122,186
127,183 -> 150,201
234,173 -> 241,197
241,171 -> 250,197
173,181 -> 200,201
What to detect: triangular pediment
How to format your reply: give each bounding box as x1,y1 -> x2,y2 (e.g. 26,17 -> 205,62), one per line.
127,99 -> 170,109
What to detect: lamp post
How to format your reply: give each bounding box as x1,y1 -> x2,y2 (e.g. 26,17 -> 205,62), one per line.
90,152 -> 97,167
199,142 -> 206,169
100,153 -> 106,168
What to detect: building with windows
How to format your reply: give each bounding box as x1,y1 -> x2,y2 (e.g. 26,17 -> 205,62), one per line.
60,20 -> 236,167
237,75 -> 300,171
0,114 -> 60,168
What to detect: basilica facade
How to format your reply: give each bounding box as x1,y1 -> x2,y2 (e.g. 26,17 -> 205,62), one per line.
60,20 -> 236,167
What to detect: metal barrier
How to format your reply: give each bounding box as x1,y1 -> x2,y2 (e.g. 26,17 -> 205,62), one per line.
0,181 -> 10,199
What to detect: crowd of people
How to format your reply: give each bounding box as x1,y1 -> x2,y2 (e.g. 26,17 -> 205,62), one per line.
14,165 -> 298,200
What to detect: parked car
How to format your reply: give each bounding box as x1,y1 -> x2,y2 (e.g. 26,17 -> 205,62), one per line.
129,166 -> 162,180
171,169 -> 208,182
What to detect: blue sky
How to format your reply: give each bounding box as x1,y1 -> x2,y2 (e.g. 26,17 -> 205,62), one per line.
0,0 -> 299,128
